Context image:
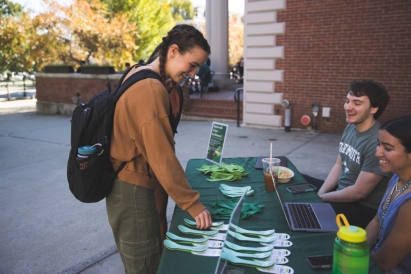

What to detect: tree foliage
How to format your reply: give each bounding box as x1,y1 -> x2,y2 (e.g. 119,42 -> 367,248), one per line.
0,4 -> 37,73
228,14 -> 244,66
33,0 -> 138,70
1,0 -> 243,74
100,0 -> 175,62
0,0 -> 140,73
170,0 -> 194,22
0,0 -> 22,16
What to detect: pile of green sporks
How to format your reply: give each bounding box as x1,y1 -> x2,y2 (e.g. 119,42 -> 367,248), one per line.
197,163 -> 248,182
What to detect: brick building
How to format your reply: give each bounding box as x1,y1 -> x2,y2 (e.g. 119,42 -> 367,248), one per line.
242,0 -> 410,132
36,0 -> 410,133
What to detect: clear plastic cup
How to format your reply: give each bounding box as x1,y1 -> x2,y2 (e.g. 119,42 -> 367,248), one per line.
262,158 -> 280,191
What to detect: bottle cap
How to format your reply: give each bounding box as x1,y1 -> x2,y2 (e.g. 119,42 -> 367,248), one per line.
78,146 -> 96,155
337,225 -> 366,243
336,214 -> 366,243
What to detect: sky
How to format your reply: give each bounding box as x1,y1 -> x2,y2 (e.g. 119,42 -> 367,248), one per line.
11,0 -> 245,16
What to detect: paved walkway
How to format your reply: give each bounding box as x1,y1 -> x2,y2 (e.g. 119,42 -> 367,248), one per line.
0,99 -> 341,274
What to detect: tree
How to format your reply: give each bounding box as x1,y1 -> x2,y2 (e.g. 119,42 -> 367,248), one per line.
0,0 -> 22,16
0,2 -> 36,73
170,0 -> 193,22
100,0 -> 175,62
33,0 -> 138,70
228,14 -> 244,66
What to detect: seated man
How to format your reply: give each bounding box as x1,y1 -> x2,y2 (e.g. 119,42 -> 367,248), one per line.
304,79 -> 391,228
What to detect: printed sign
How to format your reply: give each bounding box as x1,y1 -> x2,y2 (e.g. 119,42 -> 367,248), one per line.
206,122 -> 228,165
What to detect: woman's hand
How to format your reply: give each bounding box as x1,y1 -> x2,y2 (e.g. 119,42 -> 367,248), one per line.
194,209 -> 212,229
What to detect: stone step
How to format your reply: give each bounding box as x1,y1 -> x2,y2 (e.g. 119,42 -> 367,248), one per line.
183,110 -> 242,120
184,98 -> 243,120
190,98 -> 240,107
224,83 -> 243,91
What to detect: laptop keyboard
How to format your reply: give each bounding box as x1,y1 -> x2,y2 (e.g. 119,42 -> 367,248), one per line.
289,203 -> 321,229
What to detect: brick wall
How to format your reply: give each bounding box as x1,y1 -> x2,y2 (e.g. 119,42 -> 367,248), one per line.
36,74 -> 121,104
275,0 -> 411,132
35,73 -> 194,114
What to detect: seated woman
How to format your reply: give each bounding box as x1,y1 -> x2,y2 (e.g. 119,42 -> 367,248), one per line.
366,116 -> 411,273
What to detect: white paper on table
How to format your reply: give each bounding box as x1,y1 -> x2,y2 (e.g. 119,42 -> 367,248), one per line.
261,240 -> 293,247
194,240 -> 224,248
192,248 -> 222,257
211,224 -> 229,231
207,232 -> 226,241
257,265 -> 294,274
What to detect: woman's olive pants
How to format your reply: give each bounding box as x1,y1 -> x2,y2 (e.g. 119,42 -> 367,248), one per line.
106,178 -> 161,274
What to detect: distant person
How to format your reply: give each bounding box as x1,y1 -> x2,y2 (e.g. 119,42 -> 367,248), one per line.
125,62 -> 131,70
366,116 -> 411,273
302,79 -> 391,228
196,58 -> 211,96
107,24 -> 212,274
138,59 -> 145,66
237,57 -> 244,83
72,92 -> 82,105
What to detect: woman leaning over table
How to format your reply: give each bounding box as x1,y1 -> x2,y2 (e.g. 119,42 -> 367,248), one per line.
366,116 -> 411,273
107,24 -> 212,274
145,28 -> 189,247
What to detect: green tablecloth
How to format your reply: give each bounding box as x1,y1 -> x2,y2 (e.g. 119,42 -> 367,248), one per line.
158,157 -> 383,274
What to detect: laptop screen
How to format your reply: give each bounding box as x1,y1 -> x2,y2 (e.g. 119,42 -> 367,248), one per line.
214,190 -> 247,274
272,171 -> 292,228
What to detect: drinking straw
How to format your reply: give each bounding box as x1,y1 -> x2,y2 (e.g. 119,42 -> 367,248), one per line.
270,143 -> 272,162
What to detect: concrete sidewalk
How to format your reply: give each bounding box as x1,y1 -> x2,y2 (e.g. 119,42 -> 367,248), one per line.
0,99 -> 341,274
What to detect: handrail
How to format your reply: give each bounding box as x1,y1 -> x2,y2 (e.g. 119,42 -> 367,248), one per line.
234,88 -> 243,127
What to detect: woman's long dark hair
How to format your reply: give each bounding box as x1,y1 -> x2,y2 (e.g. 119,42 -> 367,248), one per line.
380,116 -> 411,153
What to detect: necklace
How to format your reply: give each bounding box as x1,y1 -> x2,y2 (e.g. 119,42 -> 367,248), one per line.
375,177 -> 411,249
394,178 -> 411,193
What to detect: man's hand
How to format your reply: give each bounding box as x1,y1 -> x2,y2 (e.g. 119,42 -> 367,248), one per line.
195,209 -> 212,229
320,171 -> 384,203
318,155 -> 342,195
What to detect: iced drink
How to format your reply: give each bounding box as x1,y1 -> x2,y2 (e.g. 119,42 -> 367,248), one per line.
262,158 -> 280,192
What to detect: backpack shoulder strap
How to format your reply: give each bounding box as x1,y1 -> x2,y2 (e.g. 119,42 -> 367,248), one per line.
114,69 -> 162,101
112,64 -> 138,91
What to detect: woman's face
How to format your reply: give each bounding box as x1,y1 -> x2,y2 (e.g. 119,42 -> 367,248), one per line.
375,129 -> 411,174
165,44 -> 209,84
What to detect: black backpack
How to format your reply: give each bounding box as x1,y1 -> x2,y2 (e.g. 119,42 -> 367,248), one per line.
67,68 -> 161,203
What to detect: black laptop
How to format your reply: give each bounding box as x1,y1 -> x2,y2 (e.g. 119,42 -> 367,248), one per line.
273,173 -> 338,232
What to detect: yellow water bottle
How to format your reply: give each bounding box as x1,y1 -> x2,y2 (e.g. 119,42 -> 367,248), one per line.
332,214 -> 369,274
